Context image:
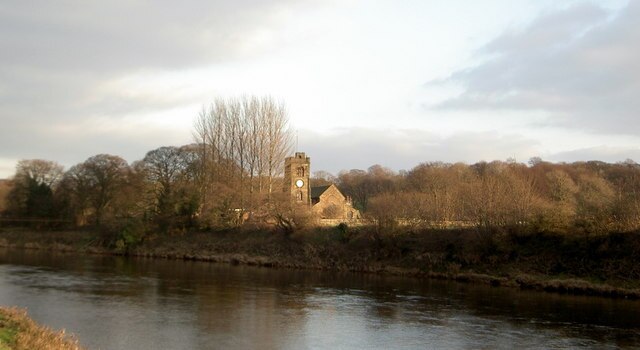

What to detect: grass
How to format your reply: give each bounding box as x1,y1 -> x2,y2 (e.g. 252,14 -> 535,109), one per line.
0,329 -> 16,350
0,312 -> 18,350
0,307 -> 82,350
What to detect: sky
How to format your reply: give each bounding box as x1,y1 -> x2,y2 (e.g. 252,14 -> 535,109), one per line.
1,0 -> 638,178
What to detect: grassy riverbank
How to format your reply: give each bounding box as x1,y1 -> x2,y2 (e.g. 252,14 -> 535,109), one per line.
1,226 -> 639,299
0,307 -> 81,350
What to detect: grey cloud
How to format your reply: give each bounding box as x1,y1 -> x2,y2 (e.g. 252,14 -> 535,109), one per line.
548,145 -> 640,164
298,128 -> 540,174
0,0 -> 319,172
433,2 -> 640,135
0,1 -> 304,72
0,120 -> 191,175
0,0 -> 311,112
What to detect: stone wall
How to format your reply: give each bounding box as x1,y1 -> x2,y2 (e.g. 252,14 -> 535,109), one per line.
312,184 -> 361,220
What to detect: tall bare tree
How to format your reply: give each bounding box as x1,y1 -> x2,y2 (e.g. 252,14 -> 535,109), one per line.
193,96 -> 293,220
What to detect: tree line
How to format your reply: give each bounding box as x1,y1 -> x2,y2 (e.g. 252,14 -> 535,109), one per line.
331,158 -> 640,234
2,95 -> 640,236
0,96 -> 293,233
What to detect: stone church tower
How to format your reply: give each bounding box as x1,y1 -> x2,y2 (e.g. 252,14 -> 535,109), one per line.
283,152 -> 311,205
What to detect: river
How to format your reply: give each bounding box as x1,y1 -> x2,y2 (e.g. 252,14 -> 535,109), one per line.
0,248 -> 639,349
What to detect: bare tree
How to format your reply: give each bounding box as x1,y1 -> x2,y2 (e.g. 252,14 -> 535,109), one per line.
261,97 -> 293,195
193,96 -> 293,223
338,165 -> 397,211
63,154 -> 130,226
14,159 -> 64,188
311,170 -> 335,187
6,159 -> 64,218
0,179 -> 11,214
575,172 -> 615,234
139,145 -> 201,229
406,162 -> 459,224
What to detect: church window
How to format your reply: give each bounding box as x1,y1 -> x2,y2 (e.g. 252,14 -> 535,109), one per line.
297,166 -> 305,177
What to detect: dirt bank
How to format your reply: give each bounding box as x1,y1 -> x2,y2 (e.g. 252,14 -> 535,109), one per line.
0,227 -> 639,300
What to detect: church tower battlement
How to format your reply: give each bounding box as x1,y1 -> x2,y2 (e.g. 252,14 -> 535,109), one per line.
283,152 -> 311,205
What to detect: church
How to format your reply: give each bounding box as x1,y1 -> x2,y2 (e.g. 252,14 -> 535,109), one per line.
283,152 -> 360,222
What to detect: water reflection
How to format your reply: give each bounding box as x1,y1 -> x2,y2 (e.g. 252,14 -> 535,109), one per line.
0,248 -> 639,349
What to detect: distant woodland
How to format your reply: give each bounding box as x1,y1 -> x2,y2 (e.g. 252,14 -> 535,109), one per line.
1,97 -> 640,240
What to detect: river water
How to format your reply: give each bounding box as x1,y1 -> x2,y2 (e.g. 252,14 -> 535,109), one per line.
0,248 -> 639,349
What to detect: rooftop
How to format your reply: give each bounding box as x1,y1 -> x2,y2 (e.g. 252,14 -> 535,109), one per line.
310,185 -> 331,199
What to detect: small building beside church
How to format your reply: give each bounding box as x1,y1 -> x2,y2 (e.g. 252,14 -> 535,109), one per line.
311,184 -> 360,220
283,152 -> 360,222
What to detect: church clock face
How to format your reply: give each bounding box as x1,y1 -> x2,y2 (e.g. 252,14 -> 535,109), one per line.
295,179 -> 304,188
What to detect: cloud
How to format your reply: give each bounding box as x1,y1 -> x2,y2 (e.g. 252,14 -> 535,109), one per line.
0,0 -> 322,120
0,0 -> 320,177
0,1 -> 308,72
298,128 -> 540,174
298,127 -> 640,175
433,2 -> 640,135
0,114 -> 193,177
0,1 -> 318,117
548,145 -> 640,164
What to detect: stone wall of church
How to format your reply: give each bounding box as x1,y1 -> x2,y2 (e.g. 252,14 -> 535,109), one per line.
312,185 -> 360,220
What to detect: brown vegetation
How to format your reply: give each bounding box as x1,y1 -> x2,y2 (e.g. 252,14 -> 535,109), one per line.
2,96 -> 640,300
2,96 -> 639,240
0,180 -> 11,214
0,307 -> 82,350
353,159 -> 640,235
2,225 -> 639,299
0,96 -> 295,234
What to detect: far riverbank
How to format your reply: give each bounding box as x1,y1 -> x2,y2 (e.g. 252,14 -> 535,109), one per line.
0,226 -> 639,300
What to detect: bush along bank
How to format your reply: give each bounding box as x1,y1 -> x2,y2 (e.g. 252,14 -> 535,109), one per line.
1,225 -> 640,299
